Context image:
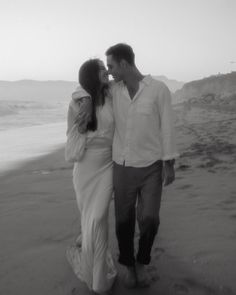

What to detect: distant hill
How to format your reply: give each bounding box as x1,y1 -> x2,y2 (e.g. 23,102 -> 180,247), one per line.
0,80 -> 77,101
153,75 -> 185,93
0,77 -> 185,102
174,72 -> 236,107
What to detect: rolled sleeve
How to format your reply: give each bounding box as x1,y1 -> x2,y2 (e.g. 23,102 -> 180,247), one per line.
158,84 -> 179,160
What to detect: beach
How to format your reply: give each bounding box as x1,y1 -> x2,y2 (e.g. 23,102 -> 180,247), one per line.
0,104 -> 236,295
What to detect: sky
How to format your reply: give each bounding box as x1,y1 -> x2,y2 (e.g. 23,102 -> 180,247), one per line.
1,0 -> 236,82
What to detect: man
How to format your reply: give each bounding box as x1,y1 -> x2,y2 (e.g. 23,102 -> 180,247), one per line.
106,43 -> 179,288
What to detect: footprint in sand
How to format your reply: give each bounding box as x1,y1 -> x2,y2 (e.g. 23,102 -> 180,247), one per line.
176,176 -> 184,180
219,285 -> 235,295
173,283 -> 189,293
192,250 -> 212,265
197,205 -> 211,211
177,184 -> 193,190
222,197 -> 236,205
177,164 -> 191,171
187,193 -> 199,199
208,169 -> 216,173
153,247 -> 165,260
147,265 -> 160,282
218,196 -> 236,212
179,277 -> 217,295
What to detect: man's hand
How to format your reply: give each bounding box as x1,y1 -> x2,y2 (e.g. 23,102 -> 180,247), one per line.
79,96 -> 92,114
162,160 -> 175,186
74,97 -> 92,133
75,111 -> 91,133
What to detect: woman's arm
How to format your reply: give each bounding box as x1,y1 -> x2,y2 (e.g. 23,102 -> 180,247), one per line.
65,97 -> 92,162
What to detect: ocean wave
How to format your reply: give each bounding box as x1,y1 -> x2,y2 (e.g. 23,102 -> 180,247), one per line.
0,100 -> 64,117
0,104 -> 18,116
0,100 -> 67,131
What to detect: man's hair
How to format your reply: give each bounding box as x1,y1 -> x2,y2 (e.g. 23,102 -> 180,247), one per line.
105,43 -> 135,66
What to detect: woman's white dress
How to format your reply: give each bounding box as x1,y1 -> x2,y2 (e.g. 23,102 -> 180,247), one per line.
66,87 -> 117,293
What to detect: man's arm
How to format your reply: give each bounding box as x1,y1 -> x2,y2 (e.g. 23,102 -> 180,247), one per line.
158,84 -> 179,186
74,96 -> 92,133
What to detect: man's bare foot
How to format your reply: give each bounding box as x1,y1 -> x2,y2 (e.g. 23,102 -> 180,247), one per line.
136,262 -> 151,288
123,266 -> 136,288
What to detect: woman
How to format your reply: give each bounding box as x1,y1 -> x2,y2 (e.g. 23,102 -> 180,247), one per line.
66,59 -> 117,294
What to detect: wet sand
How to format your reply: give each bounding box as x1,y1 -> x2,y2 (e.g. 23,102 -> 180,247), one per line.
0,104 -> 236,295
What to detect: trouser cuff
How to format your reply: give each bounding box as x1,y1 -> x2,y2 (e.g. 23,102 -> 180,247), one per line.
136,254 -> 151,265
118,255 -> 135,267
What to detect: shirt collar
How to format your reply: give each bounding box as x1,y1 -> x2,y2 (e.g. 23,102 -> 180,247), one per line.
141,75 -> 152,85
119,74 -> 152,88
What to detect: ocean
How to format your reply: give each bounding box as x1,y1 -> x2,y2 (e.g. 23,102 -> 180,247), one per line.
0,99 -> 68,175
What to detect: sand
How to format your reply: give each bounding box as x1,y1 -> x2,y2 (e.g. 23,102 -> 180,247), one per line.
0,104 -> 236,295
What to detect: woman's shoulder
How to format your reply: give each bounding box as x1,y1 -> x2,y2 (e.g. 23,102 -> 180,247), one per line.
72,85 -> 91,101
69,86 -> 91,111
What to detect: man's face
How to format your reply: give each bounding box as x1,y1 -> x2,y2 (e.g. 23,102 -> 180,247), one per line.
106,55 -> 123,82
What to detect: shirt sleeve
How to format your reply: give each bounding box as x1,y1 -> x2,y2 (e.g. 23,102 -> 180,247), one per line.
66,103 -> 75,136
66,97 -> 92,134
158,84 -> 179,160
65,100 -> 88,162
69,85 -> 92,133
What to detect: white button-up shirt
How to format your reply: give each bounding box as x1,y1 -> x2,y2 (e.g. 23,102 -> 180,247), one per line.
111,75 -> 179,167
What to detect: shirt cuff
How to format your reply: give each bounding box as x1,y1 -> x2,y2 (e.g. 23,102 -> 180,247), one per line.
162,153 -> 180,161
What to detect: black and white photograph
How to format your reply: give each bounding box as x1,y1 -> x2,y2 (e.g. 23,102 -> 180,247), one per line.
0,0 -> 236,294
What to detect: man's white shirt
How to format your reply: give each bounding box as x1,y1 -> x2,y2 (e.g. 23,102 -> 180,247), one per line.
111,75 -> 179,167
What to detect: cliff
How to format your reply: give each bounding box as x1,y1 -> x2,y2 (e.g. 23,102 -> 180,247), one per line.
173,72 -> 236,108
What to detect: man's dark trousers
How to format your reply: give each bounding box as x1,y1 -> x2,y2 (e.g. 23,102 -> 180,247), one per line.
113,160 -> 163,266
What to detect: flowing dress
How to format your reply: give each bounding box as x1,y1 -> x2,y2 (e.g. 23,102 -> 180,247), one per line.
66,88 -> 117,293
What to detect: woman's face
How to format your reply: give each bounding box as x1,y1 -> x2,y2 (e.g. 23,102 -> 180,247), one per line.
98,61 -> 109,85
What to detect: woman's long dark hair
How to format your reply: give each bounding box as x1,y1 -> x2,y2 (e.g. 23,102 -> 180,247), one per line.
79,59 -> 108,131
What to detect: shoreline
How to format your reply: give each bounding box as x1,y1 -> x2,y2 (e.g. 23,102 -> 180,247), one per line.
0,121 -> 66,176
0,121 -> 66,132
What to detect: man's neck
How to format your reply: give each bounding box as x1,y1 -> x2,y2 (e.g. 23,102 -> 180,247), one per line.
123,68 -> 145,99
123,68 -> 145,89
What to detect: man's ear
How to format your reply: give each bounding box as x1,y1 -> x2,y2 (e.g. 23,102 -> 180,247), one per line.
120,59 -> 128,68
